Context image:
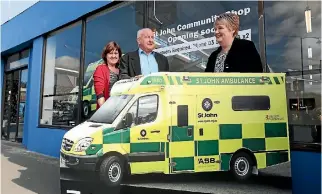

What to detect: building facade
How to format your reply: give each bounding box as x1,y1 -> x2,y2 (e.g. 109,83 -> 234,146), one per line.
1,1 -> 321,158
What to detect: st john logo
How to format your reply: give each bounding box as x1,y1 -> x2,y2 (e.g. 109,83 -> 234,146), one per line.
202,98 -> 213,111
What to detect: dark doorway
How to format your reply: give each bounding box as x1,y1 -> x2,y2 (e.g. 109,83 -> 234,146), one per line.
2,68 -> 28,142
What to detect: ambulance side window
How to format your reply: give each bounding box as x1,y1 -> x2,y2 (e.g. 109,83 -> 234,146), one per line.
136,95 -> 158,125
126,101 -> 138,127
177,105 -> 188,127
232,96 -> 270,111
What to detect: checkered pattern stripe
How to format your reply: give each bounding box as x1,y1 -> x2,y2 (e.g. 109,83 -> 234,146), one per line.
94,122 -> 289,173
167,122 -> 289,172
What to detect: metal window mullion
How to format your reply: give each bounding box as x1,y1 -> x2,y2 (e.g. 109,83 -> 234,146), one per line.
77,19 -> 87,125
39,37 -> 48,125
258,0 -> 268,72
15,70 -> 22,139
144,1 -> 149,28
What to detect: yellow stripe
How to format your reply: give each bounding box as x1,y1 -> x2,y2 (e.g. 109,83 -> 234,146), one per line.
219,139 -> 242,153
172,76 -> 179,85
169,141 -> 194,158
163,75 -> 170,85
91,104 -> 96,111
265,137 -> 289,151
270,76 -> 276,84
195,124 -> 219,141
242,123 -> 265,138
103,144 -> 129,155
254,153 -> 266,169
278,76 -> 284,84
130,161 -> 166,174
91,130 -> 103,144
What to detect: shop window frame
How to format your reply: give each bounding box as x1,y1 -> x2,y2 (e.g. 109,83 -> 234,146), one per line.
1,48 -> 32,136
38,21 -> 83,129
36,0 -> 269,129
37,1 -> 149,129
262,0 -> 321,151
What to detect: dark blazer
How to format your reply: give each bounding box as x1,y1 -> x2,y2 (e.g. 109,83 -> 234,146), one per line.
119,49 -> 170,79
205,38 -> 263,73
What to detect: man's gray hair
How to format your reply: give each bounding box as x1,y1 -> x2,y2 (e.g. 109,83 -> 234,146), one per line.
137,28 -> 153,39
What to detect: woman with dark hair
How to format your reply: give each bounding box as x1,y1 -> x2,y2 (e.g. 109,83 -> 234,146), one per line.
205,13 -> 263,73
93,41 -> 122,109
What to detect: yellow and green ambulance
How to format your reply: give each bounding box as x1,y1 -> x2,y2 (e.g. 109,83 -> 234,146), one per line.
60,72 -> 290,187
81,59 -> 104,118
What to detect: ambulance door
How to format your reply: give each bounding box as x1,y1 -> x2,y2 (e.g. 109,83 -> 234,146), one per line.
194,95 -> 220,172
122,94 -> 166,174
169,95 -> 196,173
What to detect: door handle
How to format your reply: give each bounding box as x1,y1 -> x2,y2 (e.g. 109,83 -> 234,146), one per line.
199,128 -> 204,136
151,130 -> 160,133
187,127 -> 193,137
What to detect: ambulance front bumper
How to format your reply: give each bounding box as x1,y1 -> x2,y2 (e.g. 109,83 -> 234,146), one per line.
60,151 -> 99,171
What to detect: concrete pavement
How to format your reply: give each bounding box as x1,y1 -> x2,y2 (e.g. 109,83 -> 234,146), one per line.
1,141 -> 60,194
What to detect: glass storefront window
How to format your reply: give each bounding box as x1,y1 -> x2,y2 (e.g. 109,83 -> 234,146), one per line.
6,49 -> 30,71
265,1 -> 321,144
147,1 -> 259,72
40,22 -> 82,126
80,2 -> 144,122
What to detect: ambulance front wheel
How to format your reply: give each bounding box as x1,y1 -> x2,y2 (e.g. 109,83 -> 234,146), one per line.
230,152 -> 254,181
99,156 -> 124,187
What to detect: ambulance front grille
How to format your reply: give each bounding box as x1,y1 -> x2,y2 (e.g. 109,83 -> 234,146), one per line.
62,138 -> 74,151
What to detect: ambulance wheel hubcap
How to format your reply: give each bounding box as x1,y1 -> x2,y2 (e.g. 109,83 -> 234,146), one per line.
108,162 -> 121,182
84,106 -> 88,116
234,157 -> 249,176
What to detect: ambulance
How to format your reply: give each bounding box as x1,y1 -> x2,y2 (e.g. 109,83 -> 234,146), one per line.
60,72 -> 290,187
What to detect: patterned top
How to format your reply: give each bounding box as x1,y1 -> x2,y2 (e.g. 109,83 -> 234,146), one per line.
214,51 -> 227,72
109,70 -> 119,93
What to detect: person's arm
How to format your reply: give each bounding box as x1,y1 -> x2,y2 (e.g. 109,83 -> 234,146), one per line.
93,66 -> 105,107
248,41 -> 263,73
119,54 -> 131,80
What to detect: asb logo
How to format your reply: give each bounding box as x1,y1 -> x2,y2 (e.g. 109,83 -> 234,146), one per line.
202,98 -> 213,112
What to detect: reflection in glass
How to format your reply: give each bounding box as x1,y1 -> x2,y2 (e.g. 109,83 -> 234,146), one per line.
265,1 -> 321,144
6,49 -> 30,70
17,69 -> 28,139
148,1 -> 259,72
1,71 -> 20,140
2,74 -> 13,139
265,1 -> 321,73
81,2 -> 144,122
88,95 -> 134,124
137,95 -> 158,125
40,22 -> 82,126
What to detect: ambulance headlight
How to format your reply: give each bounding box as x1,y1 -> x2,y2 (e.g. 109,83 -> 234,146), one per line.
74,137 -> 93,152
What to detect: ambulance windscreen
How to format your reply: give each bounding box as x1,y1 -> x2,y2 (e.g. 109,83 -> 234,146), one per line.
88,94 -> 134,124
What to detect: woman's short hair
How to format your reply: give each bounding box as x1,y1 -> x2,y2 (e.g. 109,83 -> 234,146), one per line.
101,41 -> 122,66
215,13 -> 240,37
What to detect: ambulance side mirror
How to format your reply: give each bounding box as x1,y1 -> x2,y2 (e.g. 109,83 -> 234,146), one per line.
124,113 -> 133,127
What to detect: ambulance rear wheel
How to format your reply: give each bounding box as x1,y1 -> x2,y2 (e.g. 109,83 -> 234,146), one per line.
82,101 -> 90,118
99,156 -> 124,187
230,152 -> 253,181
